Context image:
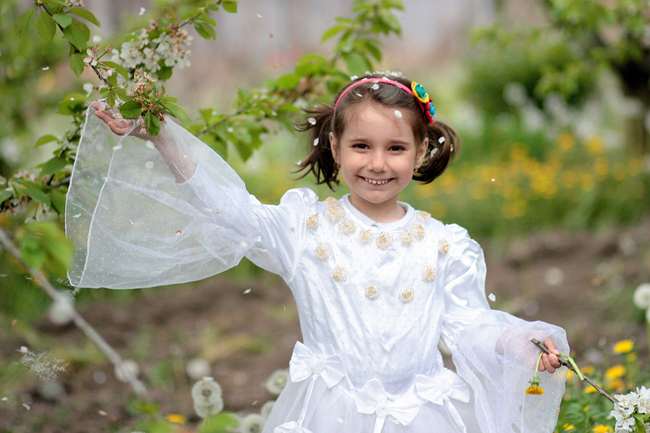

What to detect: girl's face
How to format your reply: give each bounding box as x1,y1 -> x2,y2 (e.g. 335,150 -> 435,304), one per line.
330,102 -> 428,221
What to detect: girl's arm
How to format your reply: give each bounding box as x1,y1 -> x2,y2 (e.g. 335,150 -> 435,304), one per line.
92,103 -> 196,182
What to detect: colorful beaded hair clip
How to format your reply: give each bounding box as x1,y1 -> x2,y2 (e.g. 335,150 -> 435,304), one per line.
333,77 -> 436,123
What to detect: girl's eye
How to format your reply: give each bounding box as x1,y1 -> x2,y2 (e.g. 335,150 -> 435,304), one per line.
352,143 -> 368,149
390,145 -> 405,151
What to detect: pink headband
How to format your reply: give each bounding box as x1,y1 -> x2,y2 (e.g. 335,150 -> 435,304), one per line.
333,77 -> 436,123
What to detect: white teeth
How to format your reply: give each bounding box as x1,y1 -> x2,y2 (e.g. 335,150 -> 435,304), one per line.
366,178 -> 387,185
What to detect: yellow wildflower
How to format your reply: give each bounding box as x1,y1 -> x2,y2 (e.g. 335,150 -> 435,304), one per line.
628,353 -> 637,362
566,370 -> 574,381
564,423 -> 576,431
584,386 -> 597,394
586,136 -> 605,154
525,385 -> 544,395
605,365 -> 626,380
612,340 -> 634,354
557,133 -> 575,152
592,425 -> 612,433
607,379 -> 625,391
165,413 -> 187,424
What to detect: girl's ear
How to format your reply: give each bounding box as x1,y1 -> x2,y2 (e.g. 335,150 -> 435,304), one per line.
329,132 -> 339,163
415,137 -> 428,168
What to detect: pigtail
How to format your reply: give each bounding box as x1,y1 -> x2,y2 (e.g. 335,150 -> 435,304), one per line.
294,104 -> 340,190
414,120 -> 460,184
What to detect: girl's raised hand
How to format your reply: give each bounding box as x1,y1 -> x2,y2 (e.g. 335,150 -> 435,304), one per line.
92,102 -> 152,141
538,337 -> 561,373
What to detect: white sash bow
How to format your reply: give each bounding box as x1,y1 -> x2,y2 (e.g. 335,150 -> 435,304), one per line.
274,342 -> 345,433
355,379 -> 421,433
415,370 -> 470,433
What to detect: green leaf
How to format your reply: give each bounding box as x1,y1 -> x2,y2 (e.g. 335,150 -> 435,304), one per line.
112,87 -> 130,101
0,190 -> 12,203
40,156 -> 68,177
49,189 -> 67,215
194,21 -> 216,40
101,61 -> 128,79
71,17 -> 91,42
62,21 -> 87,50
69,53 -> 85,77
156,65 -> 173,81
321,24 -> 346,42
37,12 -> 57,41
23,188 -> 51,206
343,51 -> 368,76
53,13 -> 72,28
162,102 -> 191,126
119,100 -> 144,119
197,13 -> 217,26
16,8 -> 36,34
199,108 -> 214,124
68,7 -> 101,27
145,111 -> 161,137
107,91 -> 116,108
35,134 -> 59,148
222,0 -> 238,13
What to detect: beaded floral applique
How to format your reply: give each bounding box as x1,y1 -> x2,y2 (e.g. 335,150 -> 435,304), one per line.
331,266 -> 348,282
411,222 -> 426,240
422,265 -> 437,282
323,197 -> 339,208
365,284 -> 379,300
326,206 -> 344,224
358,229 -> 374,245
376,232 -> 393,250
306,214 -> 320,230
338,219 -> 356,235
438,239 -> 450,255
399,287 -> 415,303
315,242 -> 331,261
400,230 -> 414,247
416,211 -> 431,223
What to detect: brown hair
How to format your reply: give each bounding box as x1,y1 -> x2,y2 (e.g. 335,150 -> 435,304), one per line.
295,73 -> 460,190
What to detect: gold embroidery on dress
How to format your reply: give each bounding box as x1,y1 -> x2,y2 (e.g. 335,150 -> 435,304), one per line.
358,229 -> 373,245
376,232 -> 393,250
331,265 -> 348,282
439,239 -> 450,255
400,230 -> 414,247
410,222 -> 425,240
338,219 -> 356,235
306,213 -> 320,230
326,206 -> 344,223
315,242 -> 331,260
422,265 -> 437,282
365,284 -> 379,300
416,211 -> 431,223
399,287 -> 415,303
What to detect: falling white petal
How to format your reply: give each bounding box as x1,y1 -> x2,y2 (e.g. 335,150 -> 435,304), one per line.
139,7 -> 146,15
488,293 -> 496,302
394,110 -> 402,118
42,66 -> 49,71
243,288 -> 252,294
308,117 -> 316,125
430,148 -> 438,157
371,83 -> 379,90
313,138 -> 319,147
438,136 -> 445,144
350,75 -> 358,80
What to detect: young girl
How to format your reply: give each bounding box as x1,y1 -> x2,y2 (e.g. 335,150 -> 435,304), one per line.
66,73 -> 568,433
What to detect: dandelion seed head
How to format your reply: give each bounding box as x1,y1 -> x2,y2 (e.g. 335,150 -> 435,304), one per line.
265,369 -> 289,395
239,413 -> 265,433
114,359 -> 140,383
261,400 -> 275,419
192,377 -> 224,418
19,348 -> 67,382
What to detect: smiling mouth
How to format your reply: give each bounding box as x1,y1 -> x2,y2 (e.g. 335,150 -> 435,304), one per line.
362,177 -> 392,185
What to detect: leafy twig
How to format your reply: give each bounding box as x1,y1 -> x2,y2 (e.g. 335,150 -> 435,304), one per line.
0,225 -> 148,398
531,338 -> 616,404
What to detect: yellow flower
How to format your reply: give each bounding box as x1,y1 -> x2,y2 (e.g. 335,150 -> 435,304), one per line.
557,133 -> 575,152
563,424 -> 576,431
605,365 -> 626,381
586,136 -> 605,154
607,379 -> 625,391
612,340 -> 634,354
566,370 -> 574,381
592,425 -> 612,433
628,353 -> 637,362
525,385 -> 544,395
584,386 -> 597,394
165,413 -> 187,424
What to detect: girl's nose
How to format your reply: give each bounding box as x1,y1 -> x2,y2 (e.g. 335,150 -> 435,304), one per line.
368,151 -> 386,171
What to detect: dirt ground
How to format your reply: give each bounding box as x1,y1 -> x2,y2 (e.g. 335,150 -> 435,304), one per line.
1,217 -> 650,432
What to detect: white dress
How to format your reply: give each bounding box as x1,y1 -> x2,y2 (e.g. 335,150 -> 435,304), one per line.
66,110 -> 569,433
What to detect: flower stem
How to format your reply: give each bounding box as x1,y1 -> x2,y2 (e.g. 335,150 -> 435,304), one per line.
530,338 -> 616,404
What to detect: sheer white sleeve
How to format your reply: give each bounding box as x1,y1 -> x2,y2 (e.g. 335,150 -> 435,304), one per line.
65,106 -> 317,289
440,224 -> 568,433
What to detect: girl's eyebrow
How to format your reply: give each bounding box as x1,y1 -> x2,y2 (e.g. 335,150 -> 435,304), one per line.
345,136 -> 413,145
